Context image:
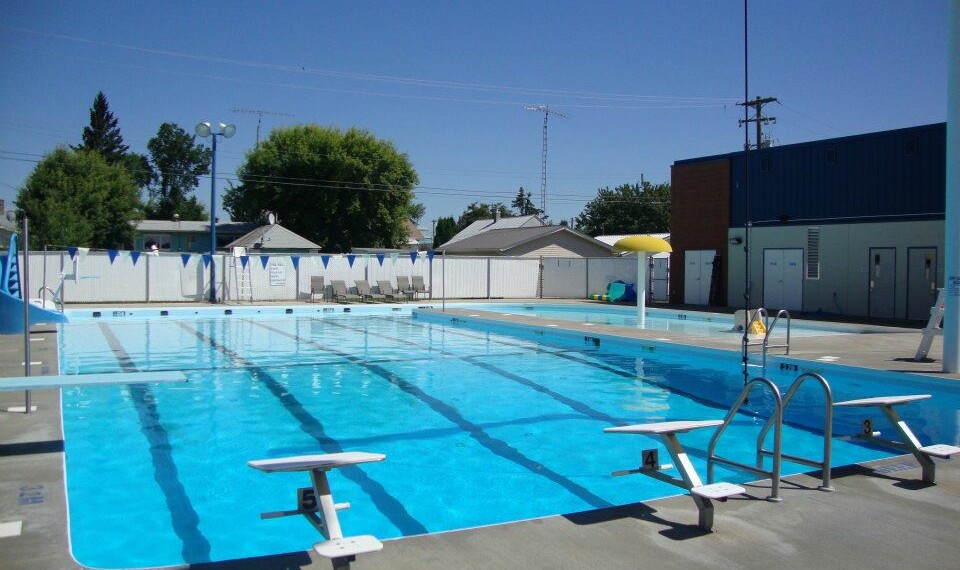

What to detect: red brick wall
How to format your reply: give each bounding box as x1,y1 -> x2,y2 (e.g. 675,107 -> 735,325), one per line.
669,159 -> 731,304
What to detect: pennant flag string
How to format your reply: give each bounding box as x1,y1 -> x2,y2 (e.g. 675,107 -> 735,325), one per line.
240,255 -> 249,269
260,255 -> 270,269
291,255 -> 300,270
409,251 -> 418,264
67,246 -> 78,260
202,254 -> 211,268
181,254 -> 191,267
376,253 -> 385,266
321,255 -> 330,268
347,254 -> 356,267
130,250 -> 141,265
107,249 -> 119,264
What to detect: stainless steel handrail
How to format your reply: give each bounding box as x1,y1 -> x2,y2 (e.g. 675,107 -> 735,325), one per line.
707,377 -> 784,501
757,372 -> 834,491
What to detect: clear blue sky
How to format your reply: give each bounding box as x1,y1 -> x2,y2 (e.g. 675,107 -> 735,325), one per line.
0,1 -> 949,235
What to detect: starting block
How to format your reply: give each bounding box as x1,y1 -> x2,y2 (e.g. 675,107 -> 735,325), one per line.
834,394 -> 960,484
605,420 -> 745,531
248,451 -> 386,569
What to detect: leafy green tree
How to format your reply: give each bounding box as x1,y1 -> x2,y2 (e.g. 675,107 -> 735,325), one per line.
575,181 -> 670,236
143,122 -> 212,221
455,202 -> 514,230
511,187 -> 542,216
122,152 -> 155,191
74,92 -> 129,163
16,147 -> 141,248
224,124 -> 419,251
432,216 -> 458,247
407,201 -> 426,224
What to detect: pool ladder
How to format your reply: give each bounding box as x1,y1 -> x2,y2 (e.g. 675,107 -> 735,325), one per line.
744,307 -> 792,373
707,372 -> 834,501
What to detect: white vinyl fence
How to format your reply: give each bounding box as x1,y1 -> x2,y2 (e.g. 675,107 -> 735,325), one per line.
17,249 -> 650,305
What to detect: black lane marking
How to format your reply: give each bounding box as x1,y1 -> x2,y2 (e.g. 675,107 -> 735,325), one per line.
177,320 -> 429,536
96,322 -> 212,563
257,319 -> 613,510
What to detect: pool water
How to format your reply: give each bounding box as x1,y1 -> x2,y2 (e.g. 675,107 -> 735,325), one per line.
464,302 -> 850,337
58,311 -> 960,568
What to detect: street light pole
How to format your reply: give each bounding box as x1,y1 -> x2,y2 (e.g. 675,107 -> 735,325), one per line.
195,122 -> 236,304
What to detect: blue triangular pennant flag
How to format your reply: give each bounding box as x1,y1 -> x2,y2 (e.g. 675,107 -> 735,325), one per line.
130,251 -> 141,265
409,251 -> 418,264
291,255 -> 300,270
107,249 -> 119,264
321,255 -> 330,269
260,255 -> 270,269
202,254 -> 211,268
67,246 -> 78,260
181,254 -> 191,267
376,253 -> 385,266
347,254 -> 356,267
427,250 -> 435,262
240,255 -> 249,269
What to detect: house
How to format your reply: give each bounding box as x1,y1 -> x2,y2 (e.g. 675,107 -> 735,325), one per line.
438,225 -> 613,258
134,219 -> 258,253
223,223 -> 321,254
670,123 -> 945,320
442,213 -> 544,246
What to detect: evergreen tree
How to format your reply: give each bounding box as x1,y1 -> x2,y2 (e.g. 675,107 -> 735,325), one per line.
432,216 -> 458,248
74,91 -> 129,163
511,186 -> 542,216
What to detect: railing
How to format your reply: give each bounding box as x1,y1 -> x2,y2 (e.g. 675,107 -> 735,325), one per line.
744,307 -> 792,373
707,377 -> 784,501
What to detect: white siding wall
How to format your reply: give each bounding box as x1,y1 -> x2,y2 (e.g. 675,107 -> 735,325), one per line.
20,251 -> 634,304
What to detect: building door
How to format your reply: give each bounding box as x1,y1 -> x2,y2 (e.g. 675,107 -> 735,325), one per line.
907,247 -> 938,320
763,249 -> 803,311
651,256 -> 669,301
683,250 -> 714,305
868,248 -> 896,318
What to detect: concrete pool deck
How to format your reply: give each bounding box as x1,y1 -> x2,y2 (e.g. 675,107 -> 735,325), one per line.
1,301 -> 958,569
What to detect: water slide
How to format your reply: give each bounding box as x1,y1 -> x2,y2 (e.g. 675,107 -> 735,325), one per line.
1,233 -> 68,334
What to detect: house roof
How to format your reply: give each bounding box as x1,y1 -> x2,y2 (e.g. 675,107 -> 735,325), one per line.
440,225 -> 611,254
135,220 -> 257,234
224,223 -> 322,251
441,215 -> 543,247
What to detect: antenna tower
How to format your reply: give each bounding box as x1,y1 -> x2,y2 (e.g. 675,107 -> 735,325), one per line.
231,108 -> 295,145
524,105 -> 569,216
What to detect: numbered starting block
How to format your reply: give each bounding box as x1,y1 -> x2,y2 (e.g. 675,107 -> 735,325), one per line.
605,420 -> 745,531
248,451 -> 386,569
834,394 -> 960,484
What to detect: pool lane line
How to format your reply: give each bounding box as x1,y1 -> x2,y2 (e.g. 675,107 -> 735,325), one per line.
321,318 -> 628,428
394,316 -> 740,415
259,320 -> 614,510
95,322 -> 213,563
176,321 -> 429,536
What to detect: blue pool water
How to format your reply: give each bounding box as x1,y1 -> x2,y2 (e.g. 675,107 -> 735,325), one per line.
461,302 -> 854,337
58,309 -> 960,568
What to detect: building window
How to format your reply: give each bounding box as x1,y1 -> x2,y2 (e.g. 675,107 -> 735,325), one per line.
904,137 -> 918,156
825,147 -> 837,165
143,234 -> 172,250
806,227 -> 820,280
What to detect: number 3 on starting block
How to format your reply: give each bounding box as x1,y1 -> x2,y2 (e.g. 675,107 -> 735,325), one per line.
641,449 -> 660,471
297,487 -> 318,512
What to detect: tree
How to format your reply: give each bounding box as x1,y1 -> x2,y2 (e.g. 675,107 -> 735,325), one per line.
432,216 -> 458,248
455,202 -> 514,230
511,187 -> 542,216
74,92 -> 129,163
406,201 -> 426,224
16,147 -> 141,249
143,123 -> 212,221
224,124 -> 419,251
575,181 -> 670,236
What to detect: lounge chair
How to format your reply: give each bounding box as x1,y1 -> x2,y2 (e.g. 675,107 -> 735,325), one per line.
309,276 -> 325,302
331,280 -> 361,303
355,280 -> 385,303
411,275 -> 429,299
377,280 -> 402,302
396,276 -> 415,300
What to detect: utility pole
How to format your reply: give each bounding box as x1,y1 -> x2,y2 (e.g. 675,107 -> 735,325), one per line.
231,108 -> 294,145
737,96 -> 778,149
524,105 -> 569,217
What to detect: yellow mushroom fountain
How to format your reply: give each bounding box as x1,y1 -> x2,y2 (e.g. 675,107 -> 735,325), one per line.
612,235 -> 672,328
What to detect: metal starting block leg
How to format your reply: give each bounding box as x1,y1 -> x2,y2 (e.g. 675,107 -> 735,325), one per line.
606,420 -> 745,531
248,451 -> 386,569
835,395 -> 960,484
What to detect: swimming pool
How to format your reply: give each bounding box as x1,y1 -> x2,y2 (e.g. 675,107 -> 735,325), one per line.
58,308 -> 960,568
459,302 -> 864,337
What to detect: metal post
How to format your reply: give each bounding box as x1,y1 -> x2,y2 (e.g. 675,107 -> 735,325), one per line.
209,134 -> 218,304
21,218 -> 32,413
944,0 -> 960,371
